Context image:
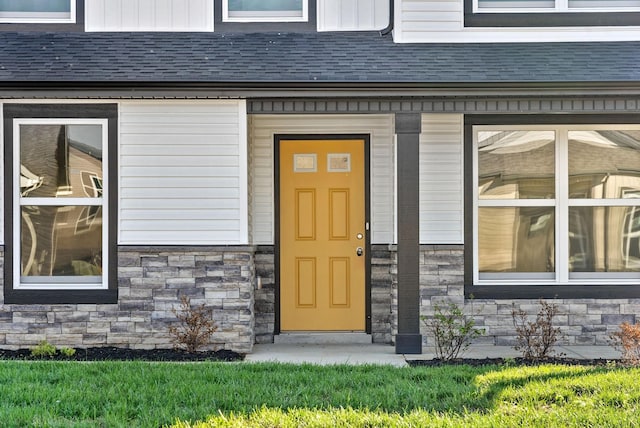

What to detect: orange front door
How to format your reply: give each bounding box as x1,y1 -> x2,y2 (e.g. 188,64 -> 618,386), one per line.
279,138 -> 366,331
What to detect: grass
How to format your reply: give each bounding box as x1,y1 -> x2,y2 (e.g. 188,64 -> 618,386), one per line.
0,361 -> 639,427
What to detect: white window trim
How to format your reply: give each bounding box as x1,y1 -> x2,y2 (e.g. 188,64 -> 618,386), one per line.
222,0 -> 308,22
472,124 -> 640,286
0,0 -> 75,23
473,0 -> 640,13
13,118 -> 108,290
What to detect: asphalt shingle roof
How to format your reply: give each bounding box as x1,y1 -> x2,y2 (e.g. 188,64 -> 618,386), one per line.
0,31 -> 639,85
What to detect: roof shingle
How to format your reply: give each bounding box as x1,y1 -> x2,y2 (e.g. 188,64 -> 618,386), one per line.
0,31 -> 639,85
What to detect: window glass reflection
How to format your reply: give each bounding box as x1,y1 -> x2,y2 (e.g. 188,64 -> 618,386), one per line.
569,130 -> 640,199
478,131 -> 555,199
478,207 -> 555,273
228,0 -> 302,11
21,205 -> 102,279
0,0 -> 70,12
478,0 -> 554,9
569,206 -> 640,272
20,124 -> 103,198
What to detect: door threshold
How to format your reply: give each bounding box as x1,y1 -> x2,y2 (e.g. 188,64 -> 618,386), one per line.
274,332 -> 372,345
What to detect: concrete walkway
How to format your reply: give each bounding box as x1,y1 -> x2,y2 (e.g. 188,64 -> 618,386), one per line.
245,343 -> 622,366
246,344 -> 408,367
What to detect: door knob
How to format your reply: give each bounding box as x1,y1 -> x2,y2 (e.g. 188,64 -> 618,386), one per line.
356,247 -> 363,256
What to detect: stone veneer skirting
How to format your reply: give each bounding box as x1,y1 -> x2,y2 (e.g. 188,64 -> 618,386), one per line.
1,243 -> 638,352
0,246 -> 255,353
419,245 -> 639,346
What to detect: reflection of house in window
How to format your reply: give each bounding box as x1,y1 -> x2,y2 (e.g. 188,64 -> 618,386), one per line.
82,172 -> 103,197
623,191 -> 640,269
56,126 -> 72,196
569,209 -> 590,271
475,127 -> 640,283
19,123 -> 104,281
75,206 -> 101,234
19,165 -> 43,196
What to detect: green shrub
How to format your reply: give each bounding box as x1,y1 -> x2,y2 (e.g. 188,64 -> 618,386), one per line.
30,341 -> 57,358
421,302 -> 484,360
59,347 -> 76,358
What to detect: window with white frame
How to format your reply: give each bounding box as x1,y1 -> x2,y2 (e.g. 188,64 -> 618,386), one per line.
473,125 -> 640,285
223,0 -> 307,22
475,0 -> 640,12
0,0 -> 75,23
14,119 -> 108,290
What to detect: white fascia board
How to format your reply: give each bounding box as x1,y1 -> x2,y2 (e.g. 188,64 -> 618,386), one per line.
398,27 -> 640,43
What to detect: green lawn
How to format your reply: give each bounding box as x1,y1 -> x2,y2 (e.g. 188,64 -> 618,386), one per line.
0,361 -> 639,427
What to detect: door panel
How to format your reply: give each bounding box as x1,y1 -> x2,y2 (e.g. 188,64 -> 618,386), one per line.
296,258 -> 316,307
329,189 -> 349,240
295,189 -> 316,240
280,139 -> 366,331
329,257 -> 350,307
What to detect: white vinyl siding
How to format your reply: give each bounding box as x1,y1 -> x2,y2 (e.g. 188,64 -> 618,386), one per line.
249,114 -> 395,245
398,0 -> 463,35
85,0 -> 213,32
318,0 -> 389,31
119,101 -> 247,245
395,0 -> 640,43
420,114 -> 464,244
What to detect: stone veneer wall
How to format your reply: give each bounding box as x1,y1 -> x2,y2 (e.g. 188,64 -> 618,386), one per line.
371,245 -> 395,344
252,244 -> 396,344
0,246 -> 255,353
254,246 -> 275,344
419,245 -> 639,347
3,242 -> 634,352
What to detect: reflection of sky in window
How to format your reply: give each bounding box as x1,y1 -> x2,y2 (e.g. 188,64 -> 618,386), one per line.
0,0 -> 70,12
67,125 -> 102,159
229,0 -> 301,11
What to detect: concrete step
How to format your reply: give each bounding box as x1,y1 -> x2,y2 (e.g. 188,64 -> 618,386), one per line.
274,332 -> 372,345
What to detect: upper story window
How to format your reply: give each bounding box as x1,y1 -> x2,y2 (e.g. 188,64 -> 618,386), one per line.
223,0 -> 308,22
476,0 -> 640,12
466,0 -> 640,26
0,0 -> 75,23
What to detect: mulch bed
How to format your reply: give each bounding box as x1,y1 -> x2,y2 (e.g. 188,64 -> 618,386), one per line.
408,357 -> 621,367
0,347 -> 244,362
